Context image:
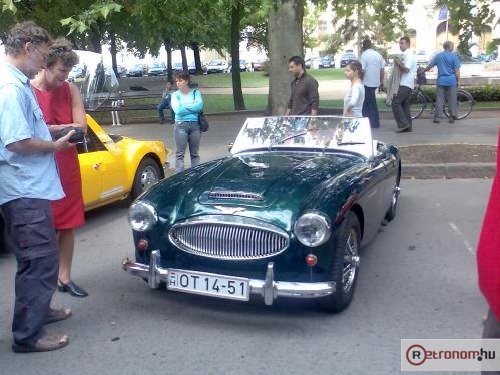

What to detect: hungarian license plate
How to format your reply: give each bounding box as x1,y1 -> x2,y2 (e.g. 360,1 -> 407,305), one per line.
167,269 -> 250,301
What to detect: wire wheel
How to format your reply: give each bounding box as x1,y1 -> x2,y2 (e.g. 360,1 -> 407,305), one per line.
318,212 -> 361,313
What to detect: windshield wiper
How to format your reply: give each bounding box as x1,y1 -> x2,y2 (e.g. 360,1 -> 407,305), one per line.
271,130 -> 307,148
337,141 -> 365,145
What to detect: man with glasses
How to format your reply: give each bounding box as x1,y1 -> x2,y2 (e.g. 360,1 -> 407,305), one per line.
0,21 -> 75,353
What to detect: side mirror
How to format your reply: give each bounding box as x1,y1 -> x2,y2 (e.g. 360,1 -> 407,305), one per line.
227,143 -> 233,152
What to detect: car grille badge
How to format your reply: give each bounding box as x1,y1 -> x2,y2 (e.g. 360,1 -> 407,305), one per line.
214,206 -> 246,214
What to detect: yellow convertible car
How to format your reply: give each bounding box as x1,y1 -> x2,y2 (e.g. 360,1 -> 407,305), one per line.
0,114 -> 168,252
78,114 -> 170,210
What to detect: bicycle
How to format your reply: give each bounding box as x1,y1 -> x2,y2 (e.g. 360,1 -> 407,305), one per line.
409,69 -> 474,120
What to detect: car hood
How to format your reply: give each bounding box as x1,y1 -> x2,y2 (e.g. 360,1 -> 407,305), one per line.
144,152 -> 361,230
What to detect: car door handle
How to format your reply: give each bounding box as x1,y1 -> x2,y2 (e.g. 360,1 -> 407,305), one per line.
93,163 -> 101,170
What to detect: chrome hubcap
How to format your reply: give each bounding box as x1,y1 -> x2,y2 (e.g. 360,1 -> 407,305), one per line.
140,166 -> 159,191
392,186 -> 401,209
342,228 -> 359,294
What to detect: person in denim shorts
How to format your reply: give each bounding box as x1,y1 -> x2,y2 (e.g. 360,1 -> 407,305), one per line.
170,71 -> 204,173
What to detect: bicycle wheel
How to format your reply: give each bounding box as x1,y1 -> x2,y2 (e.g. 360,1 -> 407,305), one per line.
410,91 -> 426,119
443,89 -> 473,120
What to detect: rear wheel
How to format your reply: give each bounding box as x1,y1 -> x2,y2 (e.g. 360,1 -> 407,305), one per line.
319,212 -> 361,313
410,91 -> 426,120
131,157 -> 161,200
443,89 -> 473,120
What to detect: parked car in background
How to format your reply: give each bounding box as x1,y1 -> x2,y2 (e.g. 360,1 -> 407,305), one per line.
205,59 -> 229,74
340,51 -> 356,67
122,116 -> 401,313
147,62 -> 166,76
305,56 -> 321,69
188,62 -> 197,74
126,63 -> 144,77
227,59 -> 247,72
415,50 -> 432,66
252,59 -> 267,71
68,63 -> 87,82
116,65 -> 126,78
457,53 -> 487,77
172,62 -> 183,73
319,55 -> 334,68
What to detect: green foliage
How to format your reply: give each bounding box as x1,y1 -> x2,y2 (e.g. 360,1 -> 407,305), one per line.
421,85 -> 500,102
1,0 -> 17,13
440,0 -> 496,55
60,1 -> 122,35
486,39 -> 500,55
303,4 -> 324,50
331,0 -> 413,49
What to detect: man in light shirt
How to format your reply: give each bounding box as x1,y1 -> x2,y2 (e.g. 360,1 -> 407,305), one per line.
0,21 -> 74,353
360,39 -> 385,128
391,36 -> 417,133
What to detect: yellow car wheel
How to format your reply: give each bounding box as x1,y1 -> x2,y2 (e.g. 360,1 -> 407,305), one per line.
131,157 -> 162,200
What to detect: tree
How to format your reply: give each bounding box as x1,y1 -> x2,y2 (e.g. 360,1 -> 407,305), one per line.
230,0 -> 245,110
0,0 -> 117,50
332,0 -> 413,55
439,0 -> 496,55
267,0 -> 304,115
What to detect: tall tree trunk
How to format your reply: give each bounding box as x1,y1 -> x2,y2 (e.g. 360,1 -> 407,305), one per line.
88,28 -> 102,53
356,4 -> 362,57
231,0 -> 245,110
164,38 -> 173,80
180,46 -> 187,71
109,29 -> 118,78
191,42 -> 203,75
267,0 -> 304,115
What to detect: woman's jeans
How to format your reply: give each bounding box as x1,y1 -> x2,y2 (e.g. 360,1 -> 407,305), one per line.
174,121 -> 201,172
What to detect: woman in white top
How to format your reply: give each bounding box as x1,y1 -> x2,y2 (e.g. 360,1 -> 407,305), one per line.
343,60 -> 365,117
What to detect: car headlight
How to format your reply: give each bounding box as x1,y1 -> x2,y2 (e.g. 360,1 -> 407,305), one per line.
294,211 -> 331,247
128,201 -> 158,232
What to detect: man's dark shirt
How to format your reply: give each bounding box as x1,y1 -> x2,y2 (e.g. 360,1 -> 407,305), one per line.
287,72 -> 319,115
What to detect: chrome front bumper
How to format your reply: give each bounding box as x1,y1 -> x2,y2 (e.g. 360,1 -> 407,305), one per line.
122,250 -> 336,305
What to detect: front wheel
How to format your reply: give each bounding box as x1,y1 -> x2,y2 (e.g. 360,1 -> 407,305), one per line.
131,157 -> 161,200
318,212 -> 361,313
410,91 -> 426,120
443,90 -> 473,120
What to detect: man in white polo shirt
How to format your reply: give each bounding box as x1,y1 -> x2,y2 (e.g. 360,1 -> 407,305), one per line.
391,36 -> 417,133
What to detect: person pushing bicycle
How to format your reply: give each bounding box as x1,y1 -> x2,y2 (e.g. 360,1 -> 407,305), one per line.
423,41 -> 461,124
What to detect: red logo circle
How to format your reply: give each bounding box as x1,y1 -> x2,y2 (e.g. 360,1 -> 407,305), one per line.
406,344 -> 427,366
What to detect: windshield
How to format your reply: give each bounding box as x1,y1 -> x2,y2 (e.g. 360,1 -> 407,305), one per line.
231,116 -> 374,158
71,50 -> 119,111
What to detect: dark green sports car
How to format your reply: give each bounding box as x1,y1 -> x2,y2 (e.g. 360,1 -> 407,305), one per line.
122,116 -> 401,312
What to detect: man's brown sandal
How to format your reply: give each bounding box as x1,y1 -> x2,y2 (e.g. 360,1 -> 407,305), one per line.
45,307 -> 72,325
12,332 -> 69,353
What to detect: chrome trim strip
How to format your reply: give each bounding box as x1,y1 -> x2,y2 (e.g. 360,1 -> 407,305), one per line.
208,191 -> 264,201
122,254 -> 335,305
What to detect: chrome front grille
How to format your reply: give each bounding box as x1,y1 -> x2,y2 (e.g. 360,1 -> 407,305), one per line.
168,215 -> 289,260
208,191 -> 264,201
